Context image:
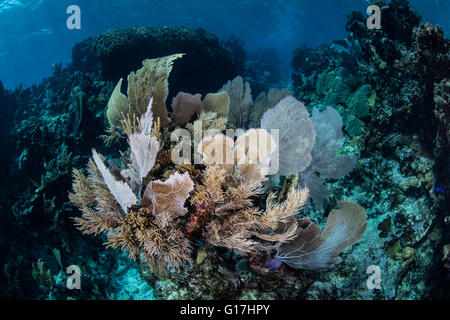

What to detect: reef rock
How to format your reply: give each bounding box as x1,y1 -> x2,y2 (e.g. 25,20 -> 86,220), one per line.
92,26 -> 241,98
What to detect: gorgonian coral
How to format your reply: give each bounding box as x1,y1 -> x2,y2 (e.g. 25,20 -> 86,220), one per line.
275,201 -> 367,269
70,103 -> 194,273
221,75 -> 290,129
106,54 -> 184,129
70,54 -> 366,275
192,129 -> 309,254
261,96 -> 316,175
300,106 -> 357,209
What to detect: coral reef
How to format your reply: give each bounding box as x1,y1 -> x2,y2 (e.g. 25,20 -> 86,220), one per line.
290,0 -> 450,299
300,107 -> 357,209
0,26 -> 244,299
93,26 -> 241,97
223,76 -> 291,129
68,53 -> 367,298
1,0 -> 449,301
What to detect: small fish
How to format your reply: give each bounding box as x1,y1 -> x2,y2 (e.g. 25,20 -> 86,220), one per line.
434,186 -> 446,192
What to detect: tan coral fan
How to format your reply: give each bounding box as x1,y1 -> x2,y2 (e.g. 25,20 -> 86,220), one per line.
127,54 -> 184,126
193,129 -> 308,255
106,78 -> 129,127
202,92 -> 230,118
106,53 -> 185,129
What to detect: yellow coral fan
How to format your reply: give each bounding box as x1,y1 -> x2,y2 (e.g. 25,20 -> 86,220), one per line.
127,54 -> 184,127
105,53 -> 184,131
106,78 -> 129,127
201,91 -> 230,118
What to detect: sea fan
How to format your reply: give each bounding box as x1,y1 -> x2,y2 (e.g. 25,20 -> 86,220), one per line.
143,171 -> 194,228
221,76 -> 290,129
275,201 -> 367,269
91,149 -> 137,213
120,99 -> 160,197
70,75 -> 195,272
300,106 -> 357,209
261,96 -> 316,175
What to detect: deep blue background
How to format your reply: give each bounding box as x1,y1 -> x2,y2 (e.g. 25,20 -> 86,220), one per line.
0,0 -> 449,88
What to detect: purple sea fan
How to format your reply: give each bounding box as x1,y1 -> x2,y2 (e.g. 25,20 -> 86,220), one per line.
261,96 -> 316,176
300,106 -> 357,209
275,202 -> 367,270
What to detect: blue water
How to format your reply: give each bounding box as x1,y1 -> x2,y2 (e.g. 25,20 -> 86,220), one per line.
0,0 -> 448,88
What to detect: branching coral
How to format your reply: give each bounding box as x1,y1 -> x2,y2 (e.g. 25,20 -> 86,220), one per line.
70,98 -> 194,273
191,129 -> 310,254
